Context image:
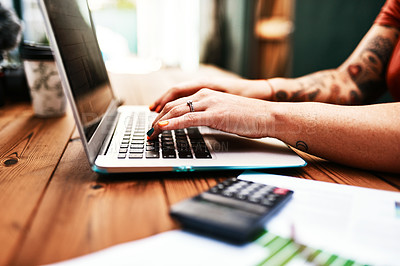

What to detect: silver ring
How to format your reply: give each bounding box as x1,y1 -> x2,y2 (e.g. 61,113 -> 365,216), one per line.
187,100 -> 195,112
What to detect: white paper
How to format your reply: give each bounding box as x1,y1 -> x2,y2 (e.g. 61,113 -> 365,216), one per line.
49,171 -> 400,266
49,230 -> 266,266
240,171 -> 400,265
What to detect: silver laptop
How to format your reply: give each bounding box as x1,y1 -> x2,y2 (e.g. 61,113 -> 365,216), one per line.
38,0 -> 306,173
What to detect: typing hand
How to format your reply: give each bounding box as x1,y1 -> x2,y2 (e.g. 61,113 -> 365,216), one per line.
149,78 -> 272,113
147,89 -> 274,140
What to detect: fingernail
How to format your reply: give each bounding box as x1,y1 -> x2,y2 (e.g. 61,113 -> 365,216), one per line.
155,106 -> 161,113
149,104 -> 155,110
146,128 -> 154,137
158,120 -> 169,127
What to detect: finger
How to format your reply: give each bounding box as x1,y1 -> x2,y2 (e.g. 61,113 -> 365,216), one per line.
149,81 -> 205,112
147,99 -> 209,140
147,97 -> 192,139
150,112 -> 209,138
151,96 -> 191,127
157,99 -> 208,126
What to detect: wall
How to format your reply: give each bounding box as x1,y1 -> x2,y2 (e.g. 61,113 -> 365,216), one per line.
292,0 -> 393,102
292,0 -> 386,77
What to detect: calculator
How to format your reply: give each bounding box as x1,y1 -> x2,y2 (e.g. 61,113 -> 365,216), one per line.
169,177 -> 293,243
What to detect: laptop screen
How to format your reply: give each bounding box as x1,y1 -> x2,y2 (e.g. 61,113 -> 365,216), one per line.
43,0 -> 114,141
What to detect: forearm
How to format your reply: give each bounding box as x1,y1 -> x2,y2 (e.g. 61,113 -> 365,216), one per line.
265,25 -> 399,105
268,102 -> 400,173
267,69 -> 361,104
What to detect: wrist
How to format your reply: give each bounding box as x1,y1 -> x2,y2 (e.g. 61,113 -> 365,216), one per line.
265,79 -> 275,100
264,101 -> 291,139
261,101 -> 281,138
267,78 -> 288,101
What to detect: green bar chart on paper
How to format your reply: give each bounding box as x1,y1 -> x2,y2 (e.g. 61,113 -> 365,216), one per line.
254,231 -> 366,266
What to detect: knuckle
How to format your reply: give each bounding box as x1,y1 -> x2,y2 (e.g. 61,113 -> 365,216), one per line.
208,96 -> 219,105
169,86 -> 179,94
197,88 -> 210,96
171,86 -> 185,97
183,112 -> 196,124
164,102 -> 173,111
171,87 -> 181,96
169,106 -> 180,116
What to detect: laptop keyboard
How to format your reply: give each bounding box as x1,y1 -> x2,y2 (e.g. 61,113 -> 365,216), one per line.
118,112 -> 212,159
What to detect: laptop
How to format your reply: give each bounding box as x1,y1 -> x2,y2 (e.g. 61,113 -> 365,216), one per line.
38,0 -> 306,173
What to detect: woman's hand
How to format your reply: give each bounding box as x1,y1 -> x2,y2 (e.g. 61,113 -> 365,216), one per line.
147,89 -> 275,139
149,78 -> 273,113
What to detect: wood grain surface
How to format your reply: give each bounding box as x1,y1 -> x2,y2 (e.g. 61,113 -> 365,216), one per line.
0,66 -> 399,265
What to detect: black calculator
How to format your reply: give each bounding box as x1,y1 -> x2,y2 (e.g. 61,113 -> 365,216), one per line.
169,177 -> 293,243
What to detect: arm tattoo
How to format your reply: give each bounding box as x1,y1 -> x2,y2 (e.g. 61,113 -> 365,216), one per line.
274,73 -> 328,102
272,30 -> 397,105
275,90 -> 289,101
347,35 -> 395,103
295,141 -> 309,152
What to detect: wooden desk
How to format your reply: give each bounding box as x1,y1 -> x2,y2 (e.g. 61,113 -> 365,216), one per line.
0,66 -> 399,265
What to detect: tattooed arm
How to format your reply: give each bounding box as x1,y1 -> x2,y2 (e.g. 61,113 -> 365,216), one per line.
268,25 -> 400,104
150,89 -> 400,173
148,25 -> 400,172
150,25 -> 399,111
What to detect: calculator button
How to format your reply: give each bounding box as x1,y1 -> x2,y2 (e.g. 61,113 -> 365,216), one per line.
222,190 -> 235,197
261,198 -> 273,206
274,187 -> 289,195
200,192 -> 269,215
236,193 -> 248,200
210,187 -> 220,194
248,195 -> 262,203
267,194 -> 278,201
216,183 -> 225,190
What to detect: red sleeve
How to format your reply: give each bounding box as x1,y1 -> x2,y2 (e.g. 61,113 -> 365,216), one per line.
375,0 -> 400,29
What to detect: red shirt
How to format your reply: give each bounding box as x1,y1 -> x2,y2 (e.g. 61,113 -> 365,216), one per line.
375,0 -> 400,101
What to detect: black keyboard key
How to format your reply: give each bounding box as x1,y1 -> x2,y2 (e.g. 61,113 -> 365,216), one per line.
146,151 -> 160,158
163,141 -> 174,147
146,145 -> 159,152
178,152 -> 193,159
119,148 -> 128,153
162,130 -> 172,136
129,153 -> 143,159
175,129 -> 185,135
147,139 -> 160,145
194,151 -> 212,159
187,127 -> 202,137
130,144 -> 144,149
130,148 -> 144,153
162,150 -> 177,158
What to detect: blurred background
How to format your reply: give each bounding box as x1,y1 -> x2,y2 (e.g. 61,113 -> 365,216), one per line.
1,0 -> 391,103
